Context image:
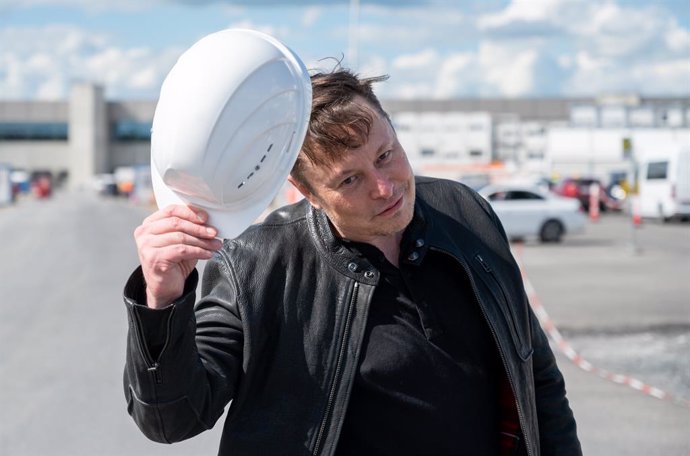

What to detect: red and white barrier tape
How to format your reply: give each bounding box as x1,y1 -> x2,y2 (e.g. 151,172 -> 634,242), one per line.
513,245 -> 690,409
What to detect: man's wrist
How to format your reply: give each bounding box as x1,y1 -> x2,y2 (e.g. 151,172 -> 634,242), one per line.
145,288 -> 177,310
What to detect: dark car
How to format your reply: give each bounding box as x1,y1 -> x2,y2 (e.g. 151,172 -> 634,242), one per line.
553,177 -> 623,212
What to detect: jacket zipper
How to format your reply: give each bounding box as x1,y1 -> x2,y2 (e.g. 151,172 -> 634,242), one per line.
432,247 -> 534,456
313,281 -> 359,456
132,306 -> 177,443
475,254 -> 529,358
132,309 -> 163,384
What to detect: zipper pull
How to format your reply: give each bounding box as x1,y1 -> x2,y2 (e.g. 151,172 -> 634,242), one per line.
475,254 -> 492,272
148,362 -> 162,384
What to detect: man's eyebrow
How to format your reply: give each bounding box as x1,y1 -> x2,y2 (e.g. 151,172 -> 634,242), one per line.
328,167 -> 355,185
326,137 -> 395,185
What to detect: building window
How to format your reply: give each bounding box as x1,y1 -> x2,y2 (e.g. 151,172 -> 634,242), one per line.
112,121 -> 152,141
0,122 -> 68,140
629,107 -> 654,127
570,106 -> 598,127
646,161 -> 668,180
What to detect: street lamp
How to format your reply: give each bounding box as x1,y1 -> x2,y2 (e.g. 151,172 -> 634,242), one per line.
348,0 -> 360,69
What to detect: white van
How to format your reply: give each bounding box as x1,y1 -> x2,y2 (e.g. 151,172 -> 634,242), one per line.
637,146 -> 690,221
0,163 -> 12,205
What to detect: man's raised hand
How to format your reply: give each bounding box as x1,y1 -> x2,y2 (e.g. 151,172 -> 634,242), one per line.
134,205 -> 223,309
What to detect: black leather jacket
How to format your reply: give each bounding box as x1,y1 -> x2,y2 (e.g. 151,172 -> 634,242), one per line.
123,177 -> 581,456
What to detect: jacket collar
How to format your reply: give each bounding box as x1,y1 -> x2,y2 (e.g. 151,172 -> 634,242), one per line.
306,195 -> 449,277
306,204 -> 382,284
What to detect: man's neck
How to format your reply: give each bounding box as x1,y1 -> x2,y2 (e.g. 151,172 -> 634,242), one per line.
365,233 -> 403,268
329,220 -> 405,268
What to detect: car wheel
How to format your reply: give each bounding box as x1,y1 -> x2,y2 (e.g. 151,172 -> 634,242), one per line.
540,220 -> 564,243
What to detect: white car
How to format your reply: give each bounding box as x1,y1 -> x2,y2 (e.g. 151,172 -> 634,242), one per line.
478,184 -> 586,243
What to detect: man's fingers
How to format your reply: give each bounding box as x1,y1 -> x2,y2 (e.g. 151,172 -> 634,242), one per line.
145,231 -> 223,251
140,214 -> 219,239
141,243 -> 219,268
143,204 -> 209,226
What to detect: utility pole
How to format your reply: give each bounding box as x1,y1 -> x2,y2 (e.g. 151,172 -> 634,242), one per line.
348,0 -> 360,69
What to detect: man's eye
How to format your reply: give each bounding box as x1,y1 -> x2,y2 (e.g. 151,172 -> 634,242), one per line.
378,150 -> 392,162
341,176 -> 356,187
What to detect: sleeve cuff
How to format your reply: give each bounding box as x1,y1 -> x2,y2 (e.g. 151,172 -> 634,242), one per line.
123,266 -> 199,360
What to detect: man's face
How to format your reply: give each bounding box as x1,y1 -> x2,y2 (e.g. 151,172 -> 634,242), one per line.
289,98 -> 415,245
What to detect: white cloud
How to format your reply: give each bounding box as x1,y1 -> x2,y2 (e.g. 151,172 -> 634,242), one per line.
302,6 -> 322,27
477,0 -> 581,37
2,1 -> 688,99
479,42 -> 539,96
0,25 -> 181,100
434,53 -> 474,98
574,51 -> 607,72
564,54 -> 690,95
578,2 -> 666,59
471,0 -> 690,96
2,0 -> 157,12
35,76 -> 65,99
393,82 -> 435,99
359,55 -> 389,79
665,26 -> 690,53
392,49 -> 438,70
351,7 -> 472,51
225,20 -> 293,43
478,0 -> 566,28
226,20 -> 276,37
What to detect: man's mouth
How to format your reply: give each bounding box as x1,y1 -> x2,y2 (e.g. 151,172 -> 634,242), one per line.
377,195 -> 403,216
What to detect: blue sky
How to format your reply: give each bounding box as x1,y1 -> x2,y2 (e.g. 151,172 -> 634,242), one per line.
1,0 -> 688,100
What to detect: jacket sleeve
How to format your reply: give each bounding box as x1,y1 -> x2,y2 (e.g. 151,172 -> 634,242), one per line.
482,193 -> 582,454
122,253 -> 244,444
528,305 -> 582,455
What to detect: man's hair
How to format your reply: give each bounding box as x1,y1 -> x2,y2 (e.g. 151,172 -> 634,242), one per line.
291,68 -> 390,188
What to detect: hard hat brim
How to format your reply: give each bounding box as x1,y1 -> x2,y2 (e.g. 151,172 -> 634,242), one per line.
151,155 -> 277,239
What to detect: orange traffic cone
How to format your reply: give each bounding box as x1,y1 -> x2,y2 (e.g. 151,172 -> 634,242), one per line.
589,183 -> 600,222
632,199 -> 642,226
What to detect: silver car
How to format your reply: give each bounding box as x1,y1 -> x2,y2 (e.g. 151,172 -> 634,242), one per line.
478,184 -> 586,243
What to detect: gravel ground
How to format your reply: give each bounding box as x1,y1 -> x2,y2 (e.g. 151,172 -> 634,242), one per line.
562,326 -> 690,401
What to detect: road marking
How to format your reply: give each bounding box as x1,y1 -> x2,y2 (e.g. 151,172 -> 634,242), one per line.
512,243 -> 690,409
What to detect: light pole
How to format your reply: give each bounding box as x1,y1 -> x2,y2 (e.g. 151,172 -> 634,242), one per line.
348,0 -> 360,69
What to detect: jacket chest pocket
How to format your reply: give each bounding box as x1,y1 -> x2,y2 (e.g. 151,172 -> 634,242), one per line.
473,253 -> 533,361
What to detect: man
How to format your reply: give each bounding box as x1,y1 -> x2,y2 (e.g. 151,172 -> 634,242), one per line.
124,69 -> 581,455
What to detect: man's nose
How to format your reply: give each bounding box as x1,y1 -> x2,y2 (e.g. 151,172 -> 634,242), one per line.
371,172 -> 394,199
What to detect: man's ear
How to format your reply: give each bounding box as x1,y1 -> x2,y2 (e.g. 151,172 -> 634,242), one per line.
288,174 -> 321,209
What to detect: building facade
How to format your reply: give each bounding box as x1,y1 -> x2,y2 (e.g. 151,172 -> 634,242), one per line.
0,83 -> 688,192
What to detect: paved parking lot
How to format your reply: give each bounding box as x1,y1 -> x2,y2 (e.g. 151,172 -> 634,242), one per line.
516,213 -> 690,455
0,192 -> 688,455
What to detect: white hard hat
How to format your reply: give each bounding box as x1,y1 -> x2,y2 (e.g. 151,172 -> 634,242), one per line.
150,28 -> 312,239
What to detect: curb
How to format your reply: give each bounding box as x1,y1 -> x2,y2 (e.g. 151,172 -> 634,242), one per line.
512,244 -> 690,409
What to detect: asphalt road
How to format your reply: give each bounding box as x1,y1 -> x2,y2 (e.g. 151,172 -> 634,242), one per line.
0,191 -> 688,455
516,213 -> 690,456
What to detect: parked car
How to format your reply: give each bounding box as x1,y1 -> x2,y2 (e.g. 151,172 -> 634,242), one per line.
553,177 -> 623,212
30,170 -> 53,198
91,173 -> 119,196
478,184 -> 586,243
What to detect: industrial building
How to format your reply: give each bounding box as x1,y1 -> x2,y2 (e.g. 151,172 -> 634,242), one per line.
0,82 -> 688,196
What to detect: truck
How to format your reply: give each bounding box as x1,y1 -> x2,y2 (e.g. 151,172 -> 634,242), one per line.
636,145 -> 690,221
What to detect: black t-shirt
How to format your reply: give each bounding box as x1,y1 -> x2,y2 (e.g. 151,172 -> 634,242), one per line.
335,233 -> 501,455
